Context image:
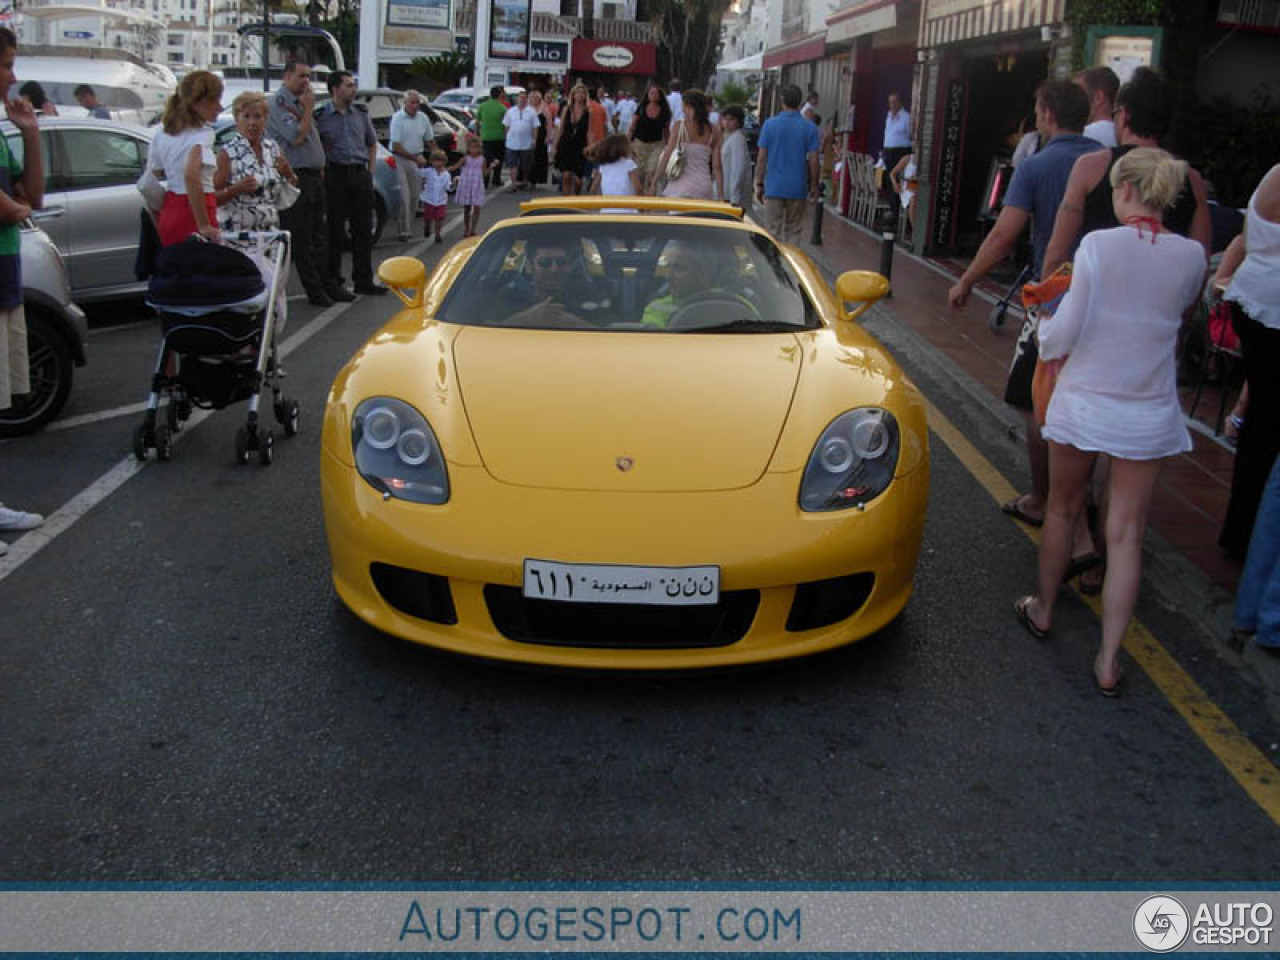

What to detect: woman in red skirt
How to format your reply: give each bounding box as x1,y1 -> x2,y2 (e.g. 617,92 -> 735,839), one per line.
149,70 -> 224,246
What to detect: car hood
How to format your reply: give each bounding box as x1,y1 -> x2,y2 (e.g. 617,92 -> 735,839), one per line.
453,327 -> 803,492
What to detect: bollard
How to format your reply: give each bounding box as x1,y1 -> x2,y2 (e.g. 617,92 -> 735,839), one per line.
810,183 -> 826,246
879,231 -> 895,298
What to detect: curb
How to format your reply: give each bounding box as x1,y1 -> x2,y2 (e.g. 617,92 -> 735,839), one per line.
801,225 -> 1280,714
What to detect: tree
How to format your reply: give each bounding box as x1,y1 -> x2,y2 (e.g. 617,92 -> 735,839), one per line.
646,0 -> 733,89
408,50 -> 475,86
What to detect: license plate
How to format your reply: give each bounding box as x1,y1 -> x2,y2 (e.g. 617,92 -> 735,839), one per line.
522,560 -> 720,606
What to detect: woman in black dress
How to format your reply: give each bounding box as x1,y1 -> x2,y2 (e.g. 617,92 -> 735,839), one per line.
554,84 -> 591,195
530,90 -> 549,188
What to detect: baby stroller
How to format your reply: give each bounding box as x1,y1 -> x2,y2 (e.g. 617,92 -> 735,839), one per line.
133,231 -> 299,465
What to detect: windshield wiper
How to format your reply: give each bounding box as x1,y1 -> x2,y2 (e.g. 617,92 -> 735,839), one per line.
689,317 -> 802,333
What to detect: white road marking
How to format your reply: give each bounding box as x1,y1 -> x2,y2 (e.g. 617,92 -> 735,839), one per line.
0,221 -> 458,581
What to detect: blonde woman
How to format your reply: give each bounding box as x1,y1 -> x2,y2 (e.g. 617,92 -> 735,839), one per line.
214,91 -> 297,247
150,70 -> 224,245
1013,148 -> 1207,696
650,89 -> 722,201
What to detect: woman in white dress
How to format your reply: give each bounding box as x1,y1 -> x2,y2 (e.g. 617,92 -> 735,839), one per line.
1013,148 -> 1207,696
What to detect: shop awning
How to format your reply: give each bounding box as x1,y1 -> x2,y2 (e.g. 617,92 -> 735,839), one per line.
826,0 -> 897,45
718,52 -> 763,72
762,32 -> 826,70
570,38 -> 657,74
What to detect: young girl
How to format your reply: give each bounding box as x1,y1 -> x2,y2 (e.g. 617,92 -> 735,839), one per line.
586,133 -> 643,210
449,137 -> 496,237
419,151 -> 452,243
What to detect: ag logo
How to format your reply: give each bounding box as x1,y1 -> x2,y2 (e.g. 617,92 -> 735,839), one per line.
1134,895 -> 1190,952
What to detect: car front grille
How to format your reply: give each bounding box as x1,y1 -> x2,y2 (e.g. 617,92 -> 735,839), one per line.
484,586 -> 760,649
370,563 -> 459,625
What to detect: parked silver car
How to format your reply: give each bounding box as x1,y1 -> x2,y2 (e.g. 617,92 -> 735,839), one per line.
2,116 -> 153,303
0,223 -> 89,437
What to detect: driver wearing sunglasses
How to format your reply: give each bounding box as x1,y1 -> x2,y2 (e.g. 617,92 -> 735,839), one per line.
505,240 -> 615,328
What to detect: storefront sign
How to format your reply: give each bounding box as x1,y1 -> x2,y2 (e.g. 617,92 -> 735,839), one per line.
826,0 -> 897,45
531,39 -> 569,64
570,39 -> 657,74
932,76 -> 966,250
489,0 -> 531,61
386,0 -> 450,30
1085,26 -> 1163,84
592,44 -> 634,69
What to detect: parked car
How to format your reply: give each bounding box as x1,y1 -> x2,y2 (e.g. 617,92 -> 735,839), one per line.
3,117 -> 153,303
0,223 -> 89,437
433,85 -> 525,113
431,103 -> 476,134
321,196 -> 928,668
213,114 -> 402,246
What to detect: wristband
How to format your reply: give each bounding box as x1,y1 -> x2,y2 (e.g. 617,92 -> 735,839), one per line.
1229,414 -> 1244,430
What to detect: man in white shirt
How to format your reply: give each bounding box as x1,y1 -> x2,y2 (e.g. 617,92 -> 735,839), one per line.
667,78 -> 683,128
1074,65 -> 1118,148
614,91 -> 636,135
800,91 -> 819,119
388,90 -> 434,241
502,90 -> 539,190
882,92 -> 911,215
600,88 -> 616,130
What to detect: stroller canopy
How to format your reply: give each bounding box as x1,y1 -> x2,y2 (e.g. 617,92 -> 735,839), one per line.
148,238 -> 265,309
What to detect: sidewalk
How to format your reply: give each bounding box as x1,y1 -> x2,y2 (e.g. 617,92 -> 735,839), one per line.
796,207 -> 1244,601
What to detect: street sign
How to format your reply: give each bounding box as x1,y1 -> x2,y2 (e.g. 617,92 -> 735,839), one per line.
63,29 -> 94,38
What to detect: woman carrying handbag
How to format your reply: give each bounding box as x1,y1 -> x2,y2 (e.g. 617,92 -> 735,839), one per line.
650,89 -> 721,201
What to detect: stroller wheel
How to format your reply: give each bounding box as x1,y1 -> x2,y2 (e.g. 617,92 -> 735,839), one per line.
132,423 -> 149,462
988,303 -> 1008,332
259,429 -> 275,466
234,426 -> 250,465
167,395 -> 189,433
279,398 -> 300,437
155,425 -> 173,462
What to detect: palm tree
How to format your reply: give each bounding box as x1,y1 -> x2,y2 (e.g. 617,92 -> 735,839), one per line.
646,0 -> 733,88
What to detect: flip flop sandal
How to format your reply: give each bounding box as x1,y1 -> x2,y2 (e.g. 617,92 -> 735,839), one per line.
1001,496 -> 1044,527
1013,595 -> 1050,640
1078,563 -> 1105,596
1096,666 -> 1125,698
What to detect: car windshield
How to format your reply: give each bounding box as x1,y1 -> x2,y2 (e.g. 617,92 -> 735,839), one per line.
436,221 -> 818,333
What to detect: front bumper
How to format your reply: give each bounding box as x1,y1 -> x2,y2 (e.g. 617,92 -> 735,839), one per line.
321,454 -> 928,669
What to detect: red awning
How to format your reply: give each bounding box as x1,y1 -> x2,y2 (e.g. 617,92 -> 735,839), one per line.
762,32 -> 826,69
570,38 -> 657,74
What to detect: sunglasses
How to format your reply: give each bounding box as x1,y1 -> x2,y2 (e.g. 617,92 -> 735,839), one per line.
535,255 -> 571,269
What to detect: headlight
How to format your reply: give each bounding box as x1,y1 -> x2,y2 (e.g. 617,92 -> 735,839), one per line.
799,408 -> 899,511
351,397 -> 449,504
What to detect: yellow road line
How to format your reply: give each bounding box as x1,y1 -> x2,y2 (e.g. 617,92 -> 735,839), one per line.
924,396 -> 1280,828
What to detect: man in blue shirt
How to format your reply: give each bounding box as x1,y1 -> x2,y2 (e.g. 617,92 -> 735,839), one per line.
754,84 -> 820,244
948,79 -> 1101,530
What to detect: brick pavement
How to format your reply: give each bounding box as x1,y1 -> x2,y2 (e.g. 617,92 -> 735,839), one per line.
796,206 -> 1244,596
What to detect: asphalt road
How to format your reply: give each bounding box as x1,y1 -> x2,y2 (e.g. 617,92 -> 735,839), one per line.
1,191 -> 1277,881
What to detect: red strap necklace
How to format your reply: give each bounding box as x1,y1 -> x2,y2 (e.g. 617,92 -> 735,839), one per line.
1124,215 -> 1163,243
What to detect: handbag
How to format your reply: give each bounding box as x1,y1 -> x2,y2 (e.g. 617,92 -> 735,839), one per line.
276,178 -> 301,211
136,166 -> 166,213
665,120 -> 687,181
1021,262 -> 1073,429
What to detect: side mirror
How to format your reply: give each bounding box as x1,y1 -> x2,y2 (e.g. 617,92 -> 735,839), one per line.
377,256 -> 427,309
836,270 -> 889,323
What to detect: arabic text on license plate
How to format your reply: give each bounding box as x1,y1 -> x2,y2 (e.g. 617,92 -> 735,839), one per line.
522,560 -> 720,606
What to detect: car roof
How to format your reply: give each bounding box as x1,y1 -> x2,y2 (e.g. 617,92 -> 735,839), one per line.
0,116 -> 152,138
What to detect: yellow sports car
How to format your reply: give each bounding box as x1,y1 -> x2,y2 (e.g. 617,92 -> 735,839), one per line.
321,197 -> 929,668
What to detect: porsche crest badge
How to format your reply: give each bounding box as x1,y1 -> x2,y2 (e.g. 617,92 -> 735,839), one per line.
616,457 -> 635,472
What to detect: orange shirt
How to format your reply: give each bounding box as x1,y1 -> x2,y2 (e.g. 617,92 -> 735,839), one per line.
587,100 -> 608,144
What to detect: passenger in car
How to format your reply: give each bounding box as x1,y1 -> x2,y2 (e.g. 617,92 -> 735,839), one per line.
641,241 -> 754,329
